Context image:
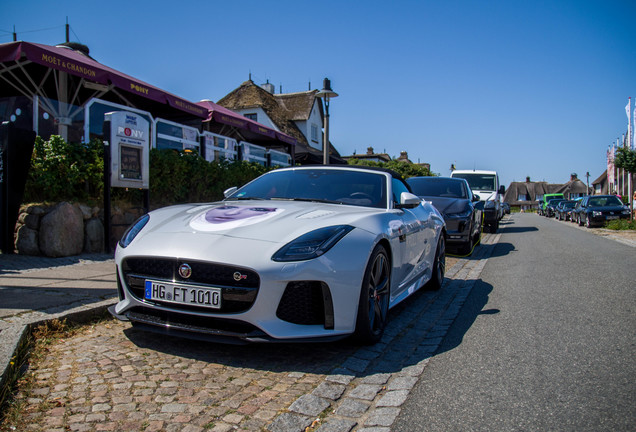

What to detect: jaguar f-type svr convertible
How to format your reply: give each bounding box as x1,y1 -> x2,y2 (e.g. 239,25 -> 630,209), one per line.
109,165 -> 446,344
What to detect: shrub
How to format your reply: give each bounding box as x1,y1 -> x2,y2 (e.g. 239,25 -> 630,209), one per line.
24,136 -> 104,204
23,136 -> 270,208
347,158 -> 433,178
605,219 -> 636,230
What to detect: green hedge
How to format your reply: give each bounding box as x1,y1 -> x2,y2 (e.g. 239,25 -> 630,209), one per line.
23,136 -> 435,209
23,136 -> 269,207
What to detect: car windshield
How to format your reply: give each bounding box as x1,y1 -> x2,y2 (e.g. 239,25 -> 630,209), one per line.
407,178 -> 467,199
227,168 -> 388,209
588,196 -> 623,207
548,199 -> 566,206
452,173 -> 496,191
563,202 -> 576,209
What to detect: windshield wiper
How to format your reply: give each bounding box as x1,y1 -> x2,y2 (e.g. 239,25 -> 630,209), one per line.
272,197 -> 342,205
225,196 -> 267,201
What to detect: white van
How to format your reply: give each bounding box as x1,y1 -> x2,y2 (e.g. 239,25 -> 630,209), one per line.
450,169 -> 505,233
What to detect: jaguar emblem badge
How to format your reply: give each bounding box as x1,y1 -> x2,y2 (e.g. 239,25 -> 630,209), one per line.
179,263 -> 192,279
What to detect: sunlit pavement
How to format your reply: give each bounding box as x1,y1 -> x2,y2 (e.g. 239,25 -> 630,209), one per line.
0,228 -> 506,432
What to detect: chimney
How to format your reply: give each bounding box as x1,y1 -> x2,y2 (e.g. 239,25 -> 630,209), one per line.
367,147 -> 374,155
570,173 -> 578,181
260,81 -> 275,94
526,176 -> 531,183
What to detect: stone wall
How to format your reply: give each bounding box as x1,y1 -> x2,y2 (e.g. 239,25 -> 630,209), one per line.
14,202 -> 145,257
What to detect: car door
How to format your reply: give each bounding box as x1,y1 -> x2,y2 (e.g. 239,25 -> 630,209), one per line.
388,178 -> 433,302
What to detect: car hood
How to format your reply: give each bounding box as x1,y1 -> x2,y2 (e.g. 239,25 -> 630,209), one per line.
419,196 -> 468,216
586,205 -> 627,212
471,190 -> 496,202
126,200 -> 385,247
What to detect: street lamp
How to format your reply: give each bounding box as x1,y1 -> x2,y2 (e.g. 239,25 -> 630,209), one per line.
316,78 -> 338,165
586,171 -> 590,196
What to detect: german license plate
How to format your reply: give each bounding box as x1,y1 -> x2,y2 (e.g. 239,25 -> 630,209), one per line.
607,216 -> 619,220
144,280 -> 221,309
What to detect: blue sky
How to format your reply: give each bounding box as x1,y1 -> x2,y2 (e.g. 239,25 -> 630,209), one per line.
2,0 -> 635,188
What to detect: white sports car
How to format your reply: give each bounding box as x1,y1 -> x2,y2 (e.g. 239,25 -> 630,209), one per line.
109,165 -> 446,344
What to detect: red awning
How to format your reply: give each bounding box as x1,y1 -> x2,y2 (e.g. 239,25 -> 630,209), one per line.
196,100 -> 296,146
0,41 -> 207,118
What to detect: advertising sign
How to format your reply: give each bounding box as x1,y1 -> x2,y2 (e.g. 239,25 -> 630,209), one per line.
106,111 -> 149,189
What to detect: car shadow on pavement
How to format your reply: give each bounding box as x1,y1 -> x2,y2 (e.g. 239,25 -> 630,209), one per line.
122,325 -> 360,374
433,280 -> 496,358
499,226 -> 538,234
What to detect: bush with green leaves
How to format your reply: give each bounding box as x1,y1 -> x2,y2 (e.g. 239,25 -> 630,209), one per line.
605,219 -> 636,230
25,136 -> 104,204
346,158 -> 434,178
23,136 -> 270,207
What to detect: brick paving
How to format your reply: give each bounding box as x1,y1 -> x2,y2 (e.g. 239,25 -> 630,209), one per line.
0,222 -> 531,432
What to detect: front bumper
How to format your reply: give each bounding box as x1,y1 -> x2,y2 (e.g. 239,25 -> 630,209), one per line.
111,230 -> 377,342
443,217 -> 472,246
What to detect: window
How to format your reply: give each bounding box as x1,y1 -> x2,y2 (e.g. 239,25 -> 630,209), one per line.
518,194 -> 527,201
311,124 -> 319,142
85,98 -> 152,145
202,132 -> 237,162
155,118 -> 199,152
244,113 -> 257,121
240,141 -> 267,165
392,178 -> 410,205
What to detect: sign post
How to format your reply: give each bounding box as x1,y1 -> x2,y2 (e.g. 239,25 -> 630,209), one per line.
103,111 -> 150,253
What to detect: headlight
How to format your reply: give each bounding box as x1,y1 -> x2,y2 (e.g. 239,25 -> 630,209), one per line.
446,209 -> 472,218
118,214 -> 150,248
592,211 -> 602,217
622,209 -> 631,215
272,225 -> 354,262
484,200 -> 495,209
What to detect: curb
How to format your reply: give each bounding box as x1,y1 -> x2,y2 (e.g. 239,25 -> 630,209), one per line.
0,298 -> 118,398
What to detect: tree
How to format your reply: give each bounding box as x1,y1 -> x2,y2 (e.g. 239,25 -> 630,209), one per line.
614,146 -> 636,173
347,159 -> 433,178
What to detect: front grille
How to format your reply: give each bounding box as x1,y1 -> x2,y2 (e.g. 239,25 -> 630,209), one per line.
122,257 -> 259,313
276,281 -> 334,328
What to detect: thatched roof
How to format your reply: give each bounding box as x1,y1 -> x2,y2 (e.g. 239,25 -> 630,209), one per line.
504,175 -> 591,207
274,91 -> 322,121
218,80 -> 344,164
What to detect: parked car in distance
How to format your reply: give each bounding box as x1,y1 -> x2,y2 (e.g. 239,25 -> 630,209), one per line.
555,200 -> 577,221
109,165 -> 447,345
576,195 -> 631,228
450,169 -> 505,233
545,198 -> 567,218
541,193 -> 564,215
407,176 -> 483,255
502,202 -> 511,214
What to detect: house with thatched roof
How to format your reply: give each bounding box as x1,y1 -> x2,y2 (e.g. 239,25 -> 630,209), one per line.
503,174 -> 591,211
343,147 -> 392,163
217,80 -> 344,164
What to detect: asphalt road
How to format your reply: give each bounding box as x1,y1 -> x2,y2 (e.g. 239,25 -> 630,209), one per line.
393,213 -> 636,432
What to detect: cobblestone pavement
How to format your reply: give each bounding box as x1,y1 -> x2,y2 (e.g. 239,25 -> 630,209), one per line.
4,232 -> 496,432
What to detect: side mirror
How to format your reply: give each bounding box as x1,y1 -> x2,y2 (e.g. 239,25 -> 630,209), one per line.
223,186 -> 238,198
472,194 -> 481,202
396,192 -> 422,209
499,185 -> 506,194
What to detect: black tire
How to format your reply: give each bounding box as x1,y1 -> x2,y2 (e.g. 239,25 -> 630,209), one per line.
354,244 -> 391,344
426,234 -> 446,291
459,235 -> 474,256
491,220 -> 499,233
